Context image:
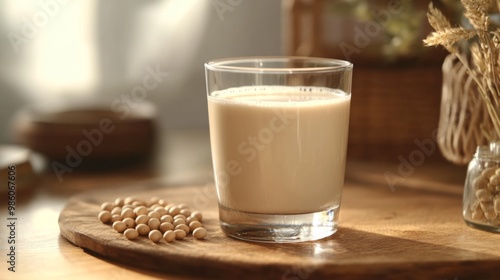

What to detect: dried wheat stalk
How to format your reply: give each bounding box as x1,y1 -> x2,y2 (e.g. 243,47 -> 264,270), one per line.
424,0 -> 500,141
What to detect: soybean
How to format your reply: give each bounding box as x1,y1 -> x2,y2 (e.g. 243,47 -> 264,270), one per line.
122,217 -> 135,228
494,198 -> 500,214
476,189 -> 493,202
148,230 -> 163,242
121,208 -> 136,219
175,224 -> 190,234
124,228 -> 139,240
491,174 -> 500,186
135,215 -> 149,225
154,207 -> 168,216
148,211 -> 161,219
148,218 -> 161,230
189,221 -> 202,232
191,211 -> 203,222
111,214 -> 122,223
163,230 -> 175,242
174,214 -> 186,221
113,221 -> 127,233
134,206 -> 148,216
136,224 -> 151,236
169,206 -> 181,216
469,167 -> 500,227
160,215 -> 173,223
193,227 -> 207,239
186,216 -> 197,225
180,209 -> 191,217
98,211 -> 112,224
173,218 -> 186,226
111,207 -> 122,216
482,167 -> 497,179
98,197 -> 208,243
124,197 -> 136,205
159,222 -> 174,233
174,229 -> 186,240
101,202 -> 115,212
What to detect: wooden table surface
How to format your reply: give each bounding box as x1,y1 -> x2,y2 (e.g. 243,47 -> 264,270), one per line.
1,129 -> 498,280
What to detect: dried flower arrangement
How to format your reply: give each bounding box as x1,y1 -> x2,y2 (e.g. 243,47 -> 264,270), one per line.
424,0 -> 500,141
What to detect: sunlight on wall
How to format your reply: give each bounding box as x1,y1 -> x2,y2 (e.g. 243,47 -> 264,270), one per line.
0,0 -> 282,131
123,0 -> 209,89
3,0 -> 98,100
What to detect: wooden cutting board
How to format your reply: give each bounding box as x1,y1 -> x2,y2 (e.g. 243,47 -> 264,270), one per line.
59,180 -> 500,279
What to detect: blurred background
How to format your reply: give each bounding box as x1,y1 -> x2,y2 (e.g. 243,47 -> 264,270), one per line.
0,2 -> 487,278
0,0 -> 282,139
0,0 -> 462,183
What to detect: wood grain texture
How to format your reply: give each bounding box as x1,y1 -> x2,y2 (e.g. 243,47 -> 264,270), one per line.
59,179 -> 500,280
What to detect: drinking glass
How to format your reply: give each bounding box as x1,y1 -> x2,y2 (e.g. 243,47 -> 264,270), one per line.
205,57 -> 352,243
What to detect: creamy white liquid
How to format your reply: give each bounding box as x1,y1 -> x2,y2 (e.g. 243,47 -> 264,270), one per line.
208,86 -> 350,214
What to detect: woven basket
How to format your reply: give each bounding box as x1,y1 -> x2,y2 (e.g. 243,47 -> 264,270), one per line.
438,54 -> 491,165
283,0 -> 448,162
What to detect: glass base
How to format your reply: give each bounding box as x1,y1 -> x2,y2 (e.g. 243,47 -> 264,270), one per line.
464,219 -> 500,233
218,205 -> 339,243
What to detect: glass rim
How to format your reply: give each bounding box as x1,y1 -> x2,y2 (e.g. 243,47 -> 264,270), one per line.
205,56 -> 353,74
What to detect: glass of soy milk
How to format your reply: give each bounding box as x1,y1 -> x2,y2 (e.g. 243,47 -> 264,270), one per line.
205,57 -> 352,243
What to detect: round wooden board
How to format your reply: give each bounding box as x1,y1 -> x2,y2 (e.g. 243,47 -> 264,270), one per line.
59,180 -> 500,279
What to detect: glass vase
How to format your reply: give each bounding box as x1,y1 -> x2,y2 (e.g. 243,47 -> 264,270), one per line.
463,142 -> 500,232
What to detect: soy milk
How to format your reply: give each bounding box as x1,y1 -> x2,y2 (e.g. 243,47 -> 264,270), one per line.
208,86 -> 350,214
